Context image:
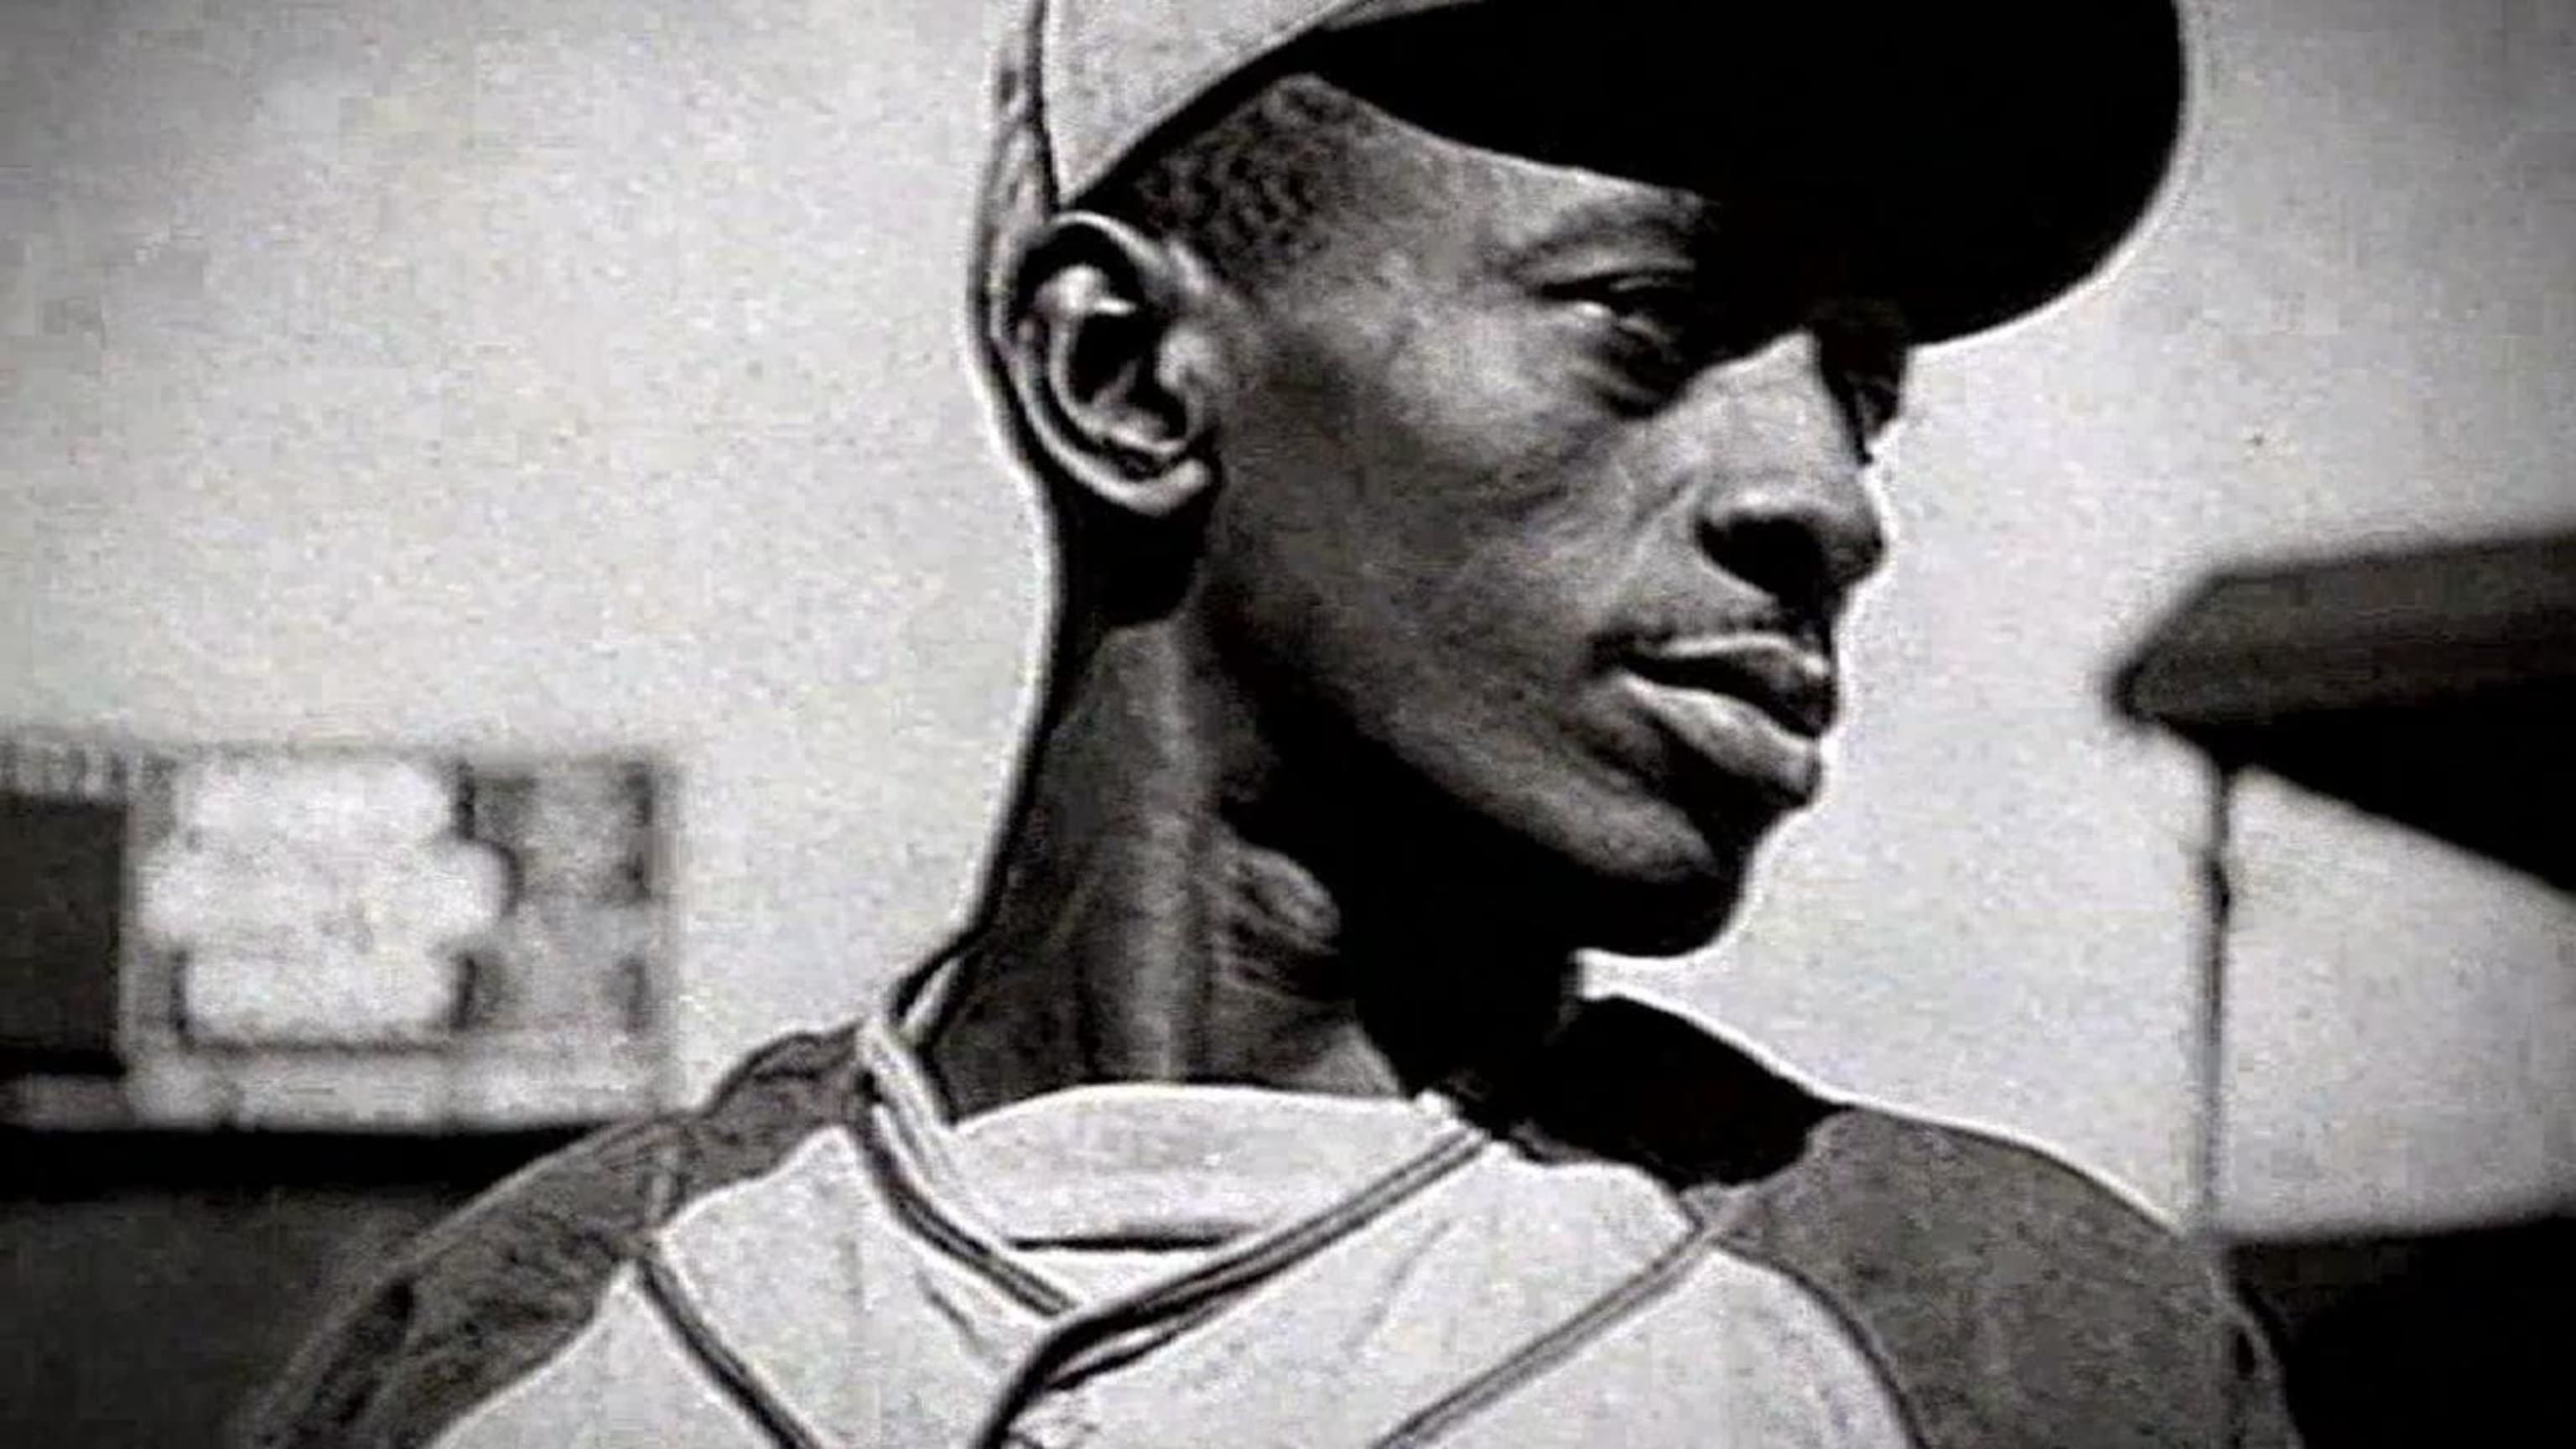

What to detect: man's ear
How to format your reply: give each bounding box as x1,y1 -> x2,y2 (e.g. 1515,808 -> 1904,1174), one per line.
1000,212 -> 1228,519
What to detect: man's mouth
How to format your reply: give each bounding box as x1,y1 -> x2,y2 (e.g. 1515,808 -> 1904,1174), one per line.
1616,635 -> 1839,810
1623,635 -> 1838,738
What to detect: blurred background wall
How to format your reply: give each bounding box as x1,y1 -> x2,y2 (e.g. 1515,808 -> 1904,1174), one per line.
3,0 -> 2571,1442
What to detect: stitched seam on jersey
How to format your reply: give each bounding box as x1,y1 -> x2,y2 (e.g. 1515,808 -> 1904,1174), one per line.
852,1086 -> 1081,1318
634,1245 -> 843,1449
1682,1228 -> 1933,1449
1046,1126 -> 1487,1385
965,1125 -> 1486,1448
1368,1218 -> 1880,1449
852,959 -> 1085,1317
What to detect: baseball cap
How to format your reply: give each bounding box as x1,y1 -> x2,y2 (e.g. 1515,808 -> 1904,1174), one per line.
973,0 -> 2186,362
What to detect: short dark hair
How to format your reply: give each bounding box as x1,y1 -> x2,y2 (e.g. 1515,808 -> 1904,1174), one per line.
1085,72 -> 1379,288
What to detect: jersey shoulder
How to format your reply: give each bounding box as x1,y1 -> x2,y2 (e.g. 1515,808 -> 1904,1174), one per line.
238,1026 -> 864,1449
1524,994 -> 2294,1446
1707,1088 -> 2297,1446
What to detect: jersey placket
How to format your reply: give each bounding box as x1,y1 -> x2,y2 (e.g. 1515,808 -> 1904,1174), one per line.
854,988 -> 1493,1449
953,1125 -> 1490,1448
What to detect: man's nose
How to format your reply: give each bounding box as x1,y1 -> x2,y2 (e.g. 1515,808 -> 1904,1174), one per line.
1680,330 -> 1888,618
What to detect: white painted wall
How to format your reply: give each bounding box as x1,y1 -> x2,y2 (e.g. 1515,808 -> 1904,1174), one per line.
4,0 -> 2571,1231
2220,771 -> 2574,1237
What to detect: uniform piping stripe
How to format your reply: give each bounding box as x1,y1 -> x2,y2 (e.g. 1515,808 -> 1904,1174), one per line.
1055,1127 -> 1488,1378
969,1127 -> 1488,1448
849,969 -> 1086,1318
1370,1220 -> 1740,1448
634,1243 -> 843,1449
849,1100 -> 1082,1318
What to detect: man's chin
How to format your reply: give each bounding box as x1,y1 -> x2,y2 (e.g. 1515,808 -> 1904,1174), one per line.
1552,848 -> 1754,958
1581,889 -> 1744,957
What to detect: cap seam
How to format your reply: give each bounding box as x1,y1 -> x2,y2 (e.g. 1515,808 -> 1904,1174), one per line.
1046,0 -> 1384,202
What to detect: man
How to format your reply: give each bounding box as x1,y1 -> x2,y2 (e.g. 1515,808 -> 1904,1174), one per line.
251,2 -> 2298,1445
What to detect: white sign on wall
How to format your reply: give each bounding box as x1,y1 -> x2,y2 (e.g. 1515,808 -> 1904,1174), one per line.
1,733 -> 673,1130
138,756 -> 509,1044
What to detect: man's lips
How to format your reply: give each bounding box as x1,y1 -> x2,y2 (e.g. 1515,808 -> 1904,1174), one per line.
1615,634 -> 1838,811
1622,634 -> 1838,739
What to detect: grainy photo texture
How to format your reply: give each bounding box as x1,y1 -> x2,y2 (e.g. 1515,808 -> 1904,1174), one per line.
3,2 -> 2570,1446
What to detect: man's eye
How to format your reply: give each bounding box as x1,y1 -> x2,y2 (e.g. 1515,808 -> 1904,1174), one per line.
1559,278 -> 1702,388
1571,280 -> 1692,345
1581,282 -> 1691,340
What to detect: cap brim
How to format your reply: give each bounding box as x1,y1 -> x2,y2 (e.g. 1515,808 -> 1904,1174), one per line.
1300,0 -> 2185,343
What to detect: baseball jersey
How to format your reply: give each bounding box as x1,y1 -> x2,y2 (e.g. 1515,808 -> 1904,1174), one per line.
243,966 -> 2298,1448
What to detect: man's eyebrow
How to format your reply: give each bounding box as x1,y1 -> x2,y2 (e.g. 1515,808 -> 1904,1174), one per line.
1497,191 -> 1730,267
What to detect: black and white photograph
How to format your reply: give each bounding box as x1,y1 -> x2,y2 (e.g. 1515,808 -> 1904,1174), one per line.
3,2 -> 2571,1445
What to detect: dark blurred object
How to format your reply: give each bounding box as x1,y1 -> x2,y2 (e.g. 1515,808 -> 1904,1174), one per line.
2231,1214 -> 2576,1446
0,792 -> 129,1070
0,1128 -> 579,1447
2118,529 -> 2576,891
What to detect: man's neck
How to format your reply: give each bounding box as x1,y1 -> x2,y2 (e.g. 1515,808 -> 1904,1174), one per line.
918,619 -> 1581,1121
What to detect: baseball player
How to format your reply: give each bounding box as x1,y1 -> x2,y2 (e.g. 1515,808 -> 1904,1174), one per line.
249,3 -> 2298,1445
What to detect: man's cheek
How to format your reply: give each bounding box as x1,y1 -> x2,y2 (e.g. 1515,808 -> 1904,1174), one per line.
1405,538 -> 1597,707
1374,314 -> 1607,502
